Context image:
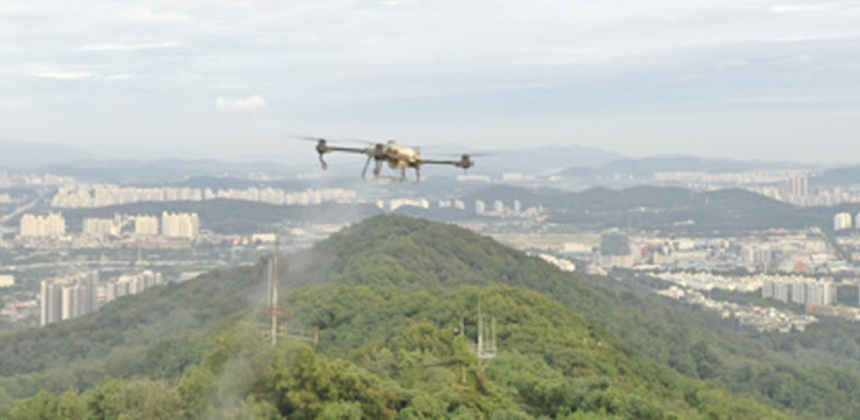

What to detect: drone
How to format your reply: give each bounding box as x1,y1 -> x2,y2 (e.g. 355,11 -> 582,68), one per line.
297,136 -> 489,183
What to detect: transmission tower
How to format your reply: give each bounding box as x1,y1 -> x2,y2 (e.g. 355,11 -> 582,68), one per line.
461,300 -> 497,367
257,239 -> 318,347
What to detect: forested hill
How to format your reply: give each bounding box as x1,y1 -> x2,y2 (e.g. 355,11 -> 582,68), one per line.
0,214 -> 858,418
286,214 -> 860,418
283,213 -> 566,290
1,285 -> 785,418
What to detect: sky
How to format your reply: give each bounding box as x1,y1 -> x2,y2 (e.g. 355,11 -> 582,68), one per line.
1,0 -> 860,163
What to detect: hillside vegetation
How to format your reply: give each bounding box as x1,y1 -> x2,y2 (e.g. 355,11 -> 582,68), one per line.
284,215 -> 860,418
2,285 -> 786,419
1,214 -> 859,418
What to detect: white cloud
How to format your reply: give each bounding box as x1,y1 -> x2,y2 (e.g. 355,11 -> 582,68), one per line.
215,95 -> 268,111
29,68 -> 133,81
123,8 -> 188,23
6,0 -> 860,162
30,68 -> 98,80
381,0 -> 413,7
769,4 -> 827,14
104,73 -> 134,81
74,42 -> 181,52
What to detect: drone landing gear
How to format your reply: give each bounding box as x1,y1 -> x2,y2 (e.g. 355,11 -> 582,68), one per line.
376,168 -> 420,184
361,155 -> 372,179
362,159 -> 386,182
404,168 -> 420,185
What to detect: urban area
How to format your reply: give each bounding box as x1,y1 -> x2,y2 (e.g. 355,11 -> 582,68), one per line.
2,169 -> 860,337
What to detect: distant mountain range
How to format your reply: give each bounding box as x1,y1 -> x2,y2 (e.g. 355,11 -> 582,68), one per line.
0,139 -> 93,169
557,155 -> 815,183
472,144 -> 625,173
1,139 -> 627,180
465,184 -> 848,234
813,165 -> 860,186
7,138 -> 860,188
35,159 -> 306,184
0,139 -> 324,182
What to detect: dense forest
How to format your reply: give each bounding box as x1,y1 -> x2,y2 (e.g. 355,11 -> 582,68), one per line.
2,214 -> 860,418
1,285 -> 785,419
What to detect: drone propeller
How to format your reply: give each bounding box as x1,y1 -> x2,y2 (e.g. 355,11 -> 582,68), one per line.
289,134 -> 376,146
341,136 -> 381,145
436,150 -> 502,169
440,151 -> 502,158
464,151 -> 500,158
292,135 -> 328,142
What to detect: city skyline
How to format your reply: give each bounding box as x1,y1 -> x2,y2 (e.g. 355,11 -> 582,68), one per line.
2,1 -> 860,163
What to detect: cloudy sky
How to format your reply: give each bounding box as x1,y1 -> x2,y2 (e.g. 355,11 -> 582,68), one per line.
2,0 -> 860,163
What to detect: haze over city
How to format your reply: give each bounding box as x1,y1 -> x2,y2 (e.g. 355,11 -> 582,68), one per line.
3,0 -> 860,163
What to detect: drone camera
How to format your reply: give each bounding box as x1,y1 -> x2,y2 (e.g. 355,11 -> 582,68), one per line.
459,154 -> 473,170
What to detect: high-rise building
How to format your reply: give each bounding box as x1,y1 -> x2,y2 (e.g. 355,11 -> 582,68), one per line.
104,270 -> 164,304
762,278 -> 836,306
761,280 -> 774,299
493,200 -> 505,214
40,271 -> 99,326
786,175 -> 808,198
808,282 -> 837,306
790,282 -> 807,304
106,282 -> 117,302
82,218 -> 120,237
161,212 -> 200,239
0,275 -> 14,288
20,212 -> 66,237
135,215 -> 159,236
834,212 -> 853,230
755,248 -> 775,273
773,282 -> 790,302
40,280 -> 62,326
599,232 -> 634,268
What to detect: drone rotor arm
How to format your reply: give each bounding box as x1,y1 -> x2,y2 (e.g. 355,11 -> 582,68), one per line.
316,145 -> 371,171
421,156 -> 474,169
420,159 -> 460,166
326,146 -> 370,154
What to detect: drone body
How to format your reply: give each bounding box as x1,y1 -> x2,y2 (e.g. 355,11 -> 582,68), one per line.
303,137 -> 476,184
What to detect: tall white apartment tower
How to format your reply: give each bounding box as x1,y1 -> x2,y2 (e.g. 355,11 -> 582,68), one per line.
835,213 -> 853,230
40,280 -> 63,326
40,271 -> 100,325
786,175 -> 808,198
135,215 -> 159,236
161,212 -> 200,239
